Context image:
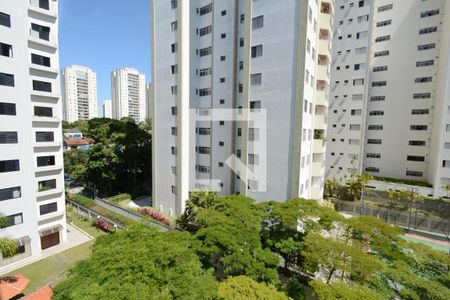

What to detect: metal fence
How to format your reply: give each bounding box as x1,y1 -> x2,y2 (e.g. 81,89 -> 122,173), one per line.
66,199 -> 125,229
334,200 -> 450,235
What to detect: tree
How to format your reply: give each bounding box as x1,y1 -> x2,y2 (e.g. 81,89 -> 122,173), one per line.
177,191 -> 218,230
324,178 -> 341,198
53,226 -> 218,300
139,117 -> 152,132
310,281 -> 384,300
218,276 -> 290,300
0,215 -> 18,258
347,173 -> 373,201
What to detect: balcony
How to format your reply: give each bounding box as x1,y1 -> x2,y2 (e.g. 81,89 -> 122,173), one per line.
318,39 -> 331,58
32,116 -> 60,123
312,161 -> 325,177
315,90 -> 328,106
36,187 -> 63,199
316,65 -> 329,82
313,139 -> 326,154
319,13 -> 332,37
35,164 -> 63,173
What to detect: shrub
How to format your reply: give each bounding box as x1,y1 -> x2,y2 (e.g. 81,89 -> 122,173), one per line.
73,195 -> 96,208
138,208 -> 171,226
95,218 -> 114,233
108,193 -> 131,204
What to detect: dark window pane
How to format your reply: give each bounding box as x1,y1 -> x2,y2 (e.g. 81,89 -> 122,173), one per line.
31,54 -> 50,67
39,0 -> 50,10
0,103 -> 16,115
0,160 -> 20,173
0,12 -> 11,27
35,131 -> 54,142
0,73 -> 15,87
38,179 -> 56,191
40,202 -> 57,215
37,156 -> 55,167
31,23 -> 50,41
0,43 -> 12,57
33,80 -> 52,92
0,186 -> 21,201
0,132 -> 18,143
34,106 -> 53,117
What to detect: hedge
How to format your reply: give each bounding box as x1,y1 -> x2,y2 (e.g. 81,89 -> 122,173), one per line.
108,193 -> 132,204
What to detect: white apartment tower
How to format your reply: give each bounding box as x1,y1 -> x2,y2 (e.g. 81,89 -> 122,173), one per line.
0,0 -> 66,269
103,99 -> 112,118
62,65 -> 98,122
152,0 -> 333,215
326,0 -> 450,197
111,67 -> 146,123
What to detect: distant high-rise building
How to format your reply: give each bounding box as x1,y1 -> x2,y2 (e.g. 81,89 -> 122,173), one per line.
152,0 -> 333,215
102,99 -> 112,118
0,0 -> 66,270
146,83 -> 152,119
111,67 -> 146,123
326,0 -> 450,197
62,65 -> 98,122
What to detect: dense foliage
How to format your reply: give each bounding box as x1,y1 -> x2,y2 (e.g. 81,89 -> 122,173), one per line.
56,194 -> 450,299
64,118 -> 151,197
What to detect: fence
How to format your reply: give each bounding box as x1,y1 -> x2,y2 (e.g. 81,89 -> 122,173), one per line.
66,199 -> 125,229
334,200 -> 450,236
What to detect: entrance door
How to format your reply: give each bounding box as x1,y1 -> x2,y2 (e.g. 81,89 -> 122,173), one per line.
40,231 -> 60,250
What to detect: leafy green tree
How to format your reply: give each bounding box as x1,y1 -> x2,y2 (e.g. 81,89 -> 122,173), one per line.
324,178 -> 341,198
139,117 -> 152,131
64,149 -> 88,183
218,276 -> 290,300
347,173 -> 373,201
310,281 -> 384,300
0,215 -> 18,258
177,191 -> 218,230
53,226 -> 218,300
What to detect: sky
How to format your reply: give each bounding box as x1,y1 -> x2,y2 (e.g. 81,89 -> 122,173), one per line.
59,0 -> 151,115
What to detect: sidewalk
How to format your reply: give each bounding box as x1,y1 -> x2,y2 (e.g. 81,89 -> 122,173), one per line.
0,223 -> 92,276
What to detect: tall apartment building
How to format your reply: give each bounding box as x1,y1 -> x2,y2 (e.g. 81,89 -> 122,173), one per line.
0,0 -> 66,269
326,0 -> 450,197
103,99 -> 112,118
152,0 -> 333,215
62,65 -> 98,122
111,67 -> 146,123
146,83 -> 153,119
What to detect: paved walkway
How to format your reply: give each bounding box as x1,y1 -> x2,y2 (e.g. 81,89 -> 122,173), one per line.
0,223 -> 92,276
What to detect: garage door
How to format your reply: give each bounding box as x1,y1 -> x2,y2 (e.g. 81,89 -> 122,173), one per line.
40,232 -> 60,250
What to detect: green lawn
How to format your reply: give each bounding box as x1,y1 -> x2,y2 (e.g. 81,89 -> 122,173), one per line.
7,240 -> 94,293
66,208 -> 107,238
401,235 -> 450,253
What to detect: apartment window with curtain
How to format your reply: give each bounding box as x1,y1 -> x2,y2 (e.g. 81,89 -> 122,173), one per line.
252,15 -> 264,30
0,132 -> 18,144
0,186 -> 21,201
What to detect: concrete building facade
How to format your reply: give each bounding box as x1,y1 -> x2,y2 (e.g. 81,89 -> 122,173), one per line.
111,67 -> 146,123
152,0 -> 333,215
326,0 -> 450,197
146,82 -> 152,119
0,0 -> 66,269
102,99 -> 112,118
62,65 -> 97,122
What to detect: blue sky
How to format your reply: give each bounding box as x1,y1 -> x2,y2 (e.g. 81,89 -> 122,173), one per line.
59,0 -> 151,114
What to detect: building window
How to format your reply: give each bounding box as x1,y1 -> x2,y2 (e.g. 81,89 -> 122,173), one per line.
171,106 -> 177,116
220,56 -> 226,61
170,0 -> 177,9
377,4 -> 393,12
409,140 -> 426,146
252,15 -> 263,30
33,80 -> 52,92
365,167 -> 380,173
375,35 -> 390,43
0,43 -> 13,57
199,88 -> 212,96
406,170 -> 423,177
221,33 -> 226,39
197,165 -> 210,173
355,47 -> 367,55
239,38 -> 244,47
219,141 -> 224,146
443,160 -> 450,168
171,85 -> 177,95
0,132 -> 18,144
35,131 -> 54,142
2,213 -> 23,228
368,125 -> 383,130
34,106 -> 52,117
411,109 -> 429,115
37,156 -> 55,167
219,99 -> 225,104
198,147 -> 210,154
349,124 -> 361,131
199,68 -> 211,77
351,109 -> 362,116
413,93 -> 431,99
376,20 -> 391,27
0,102 -> 16,115
171,21 -> 178,32
250,100 -> 261,110
239,61 -> 243,70
418,43 -> 435,51
356,31 -> 368,39
373,66 -> 388,72
171,147 -> 177,155
352,94 -> 363,101
30,23 -> 50,41
353,78 -> 364,86
0,73 -> 14,87
407,156 -> 425,162
0,12 -> 11,27
171,127 -> 177,136
369,110 -> 384,116
419,26 -> 438,35
367,139 -> 382,144
199,47 -> 212,57
0,186 -> 21,201
357,14 -> 369,23
250,73 -> 262,86
374,50 -> 389,57
171,43 -> 178,53
372,81 -> 387,87
199,3 -> 212,15
31,53 -> 50,67
416,60 -> 434,67
39,202 -> 57,215
415,77 -> 432,83
354,63 -> 365,70
248,179 -> 258,191
366,153 -> 381,158
0,160 -> 20,173
349,139 -> 360,145
248,153 -> 259,165
199,25 -> 212,36
249,128 -> 259,141
410,125 -> 428,131
38,179 -> 56,191
198,127 -> 211,135
251,45 -> 263,58
221,10 -> 227,16
421,9 -> 439,18
171,64 -> 178,74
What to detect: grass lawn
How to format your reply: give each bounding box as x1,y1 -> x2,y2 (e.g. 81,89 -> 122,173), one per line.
401,235 -> 450,253
7,240 -> 94,293
66,208 -> 107,238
